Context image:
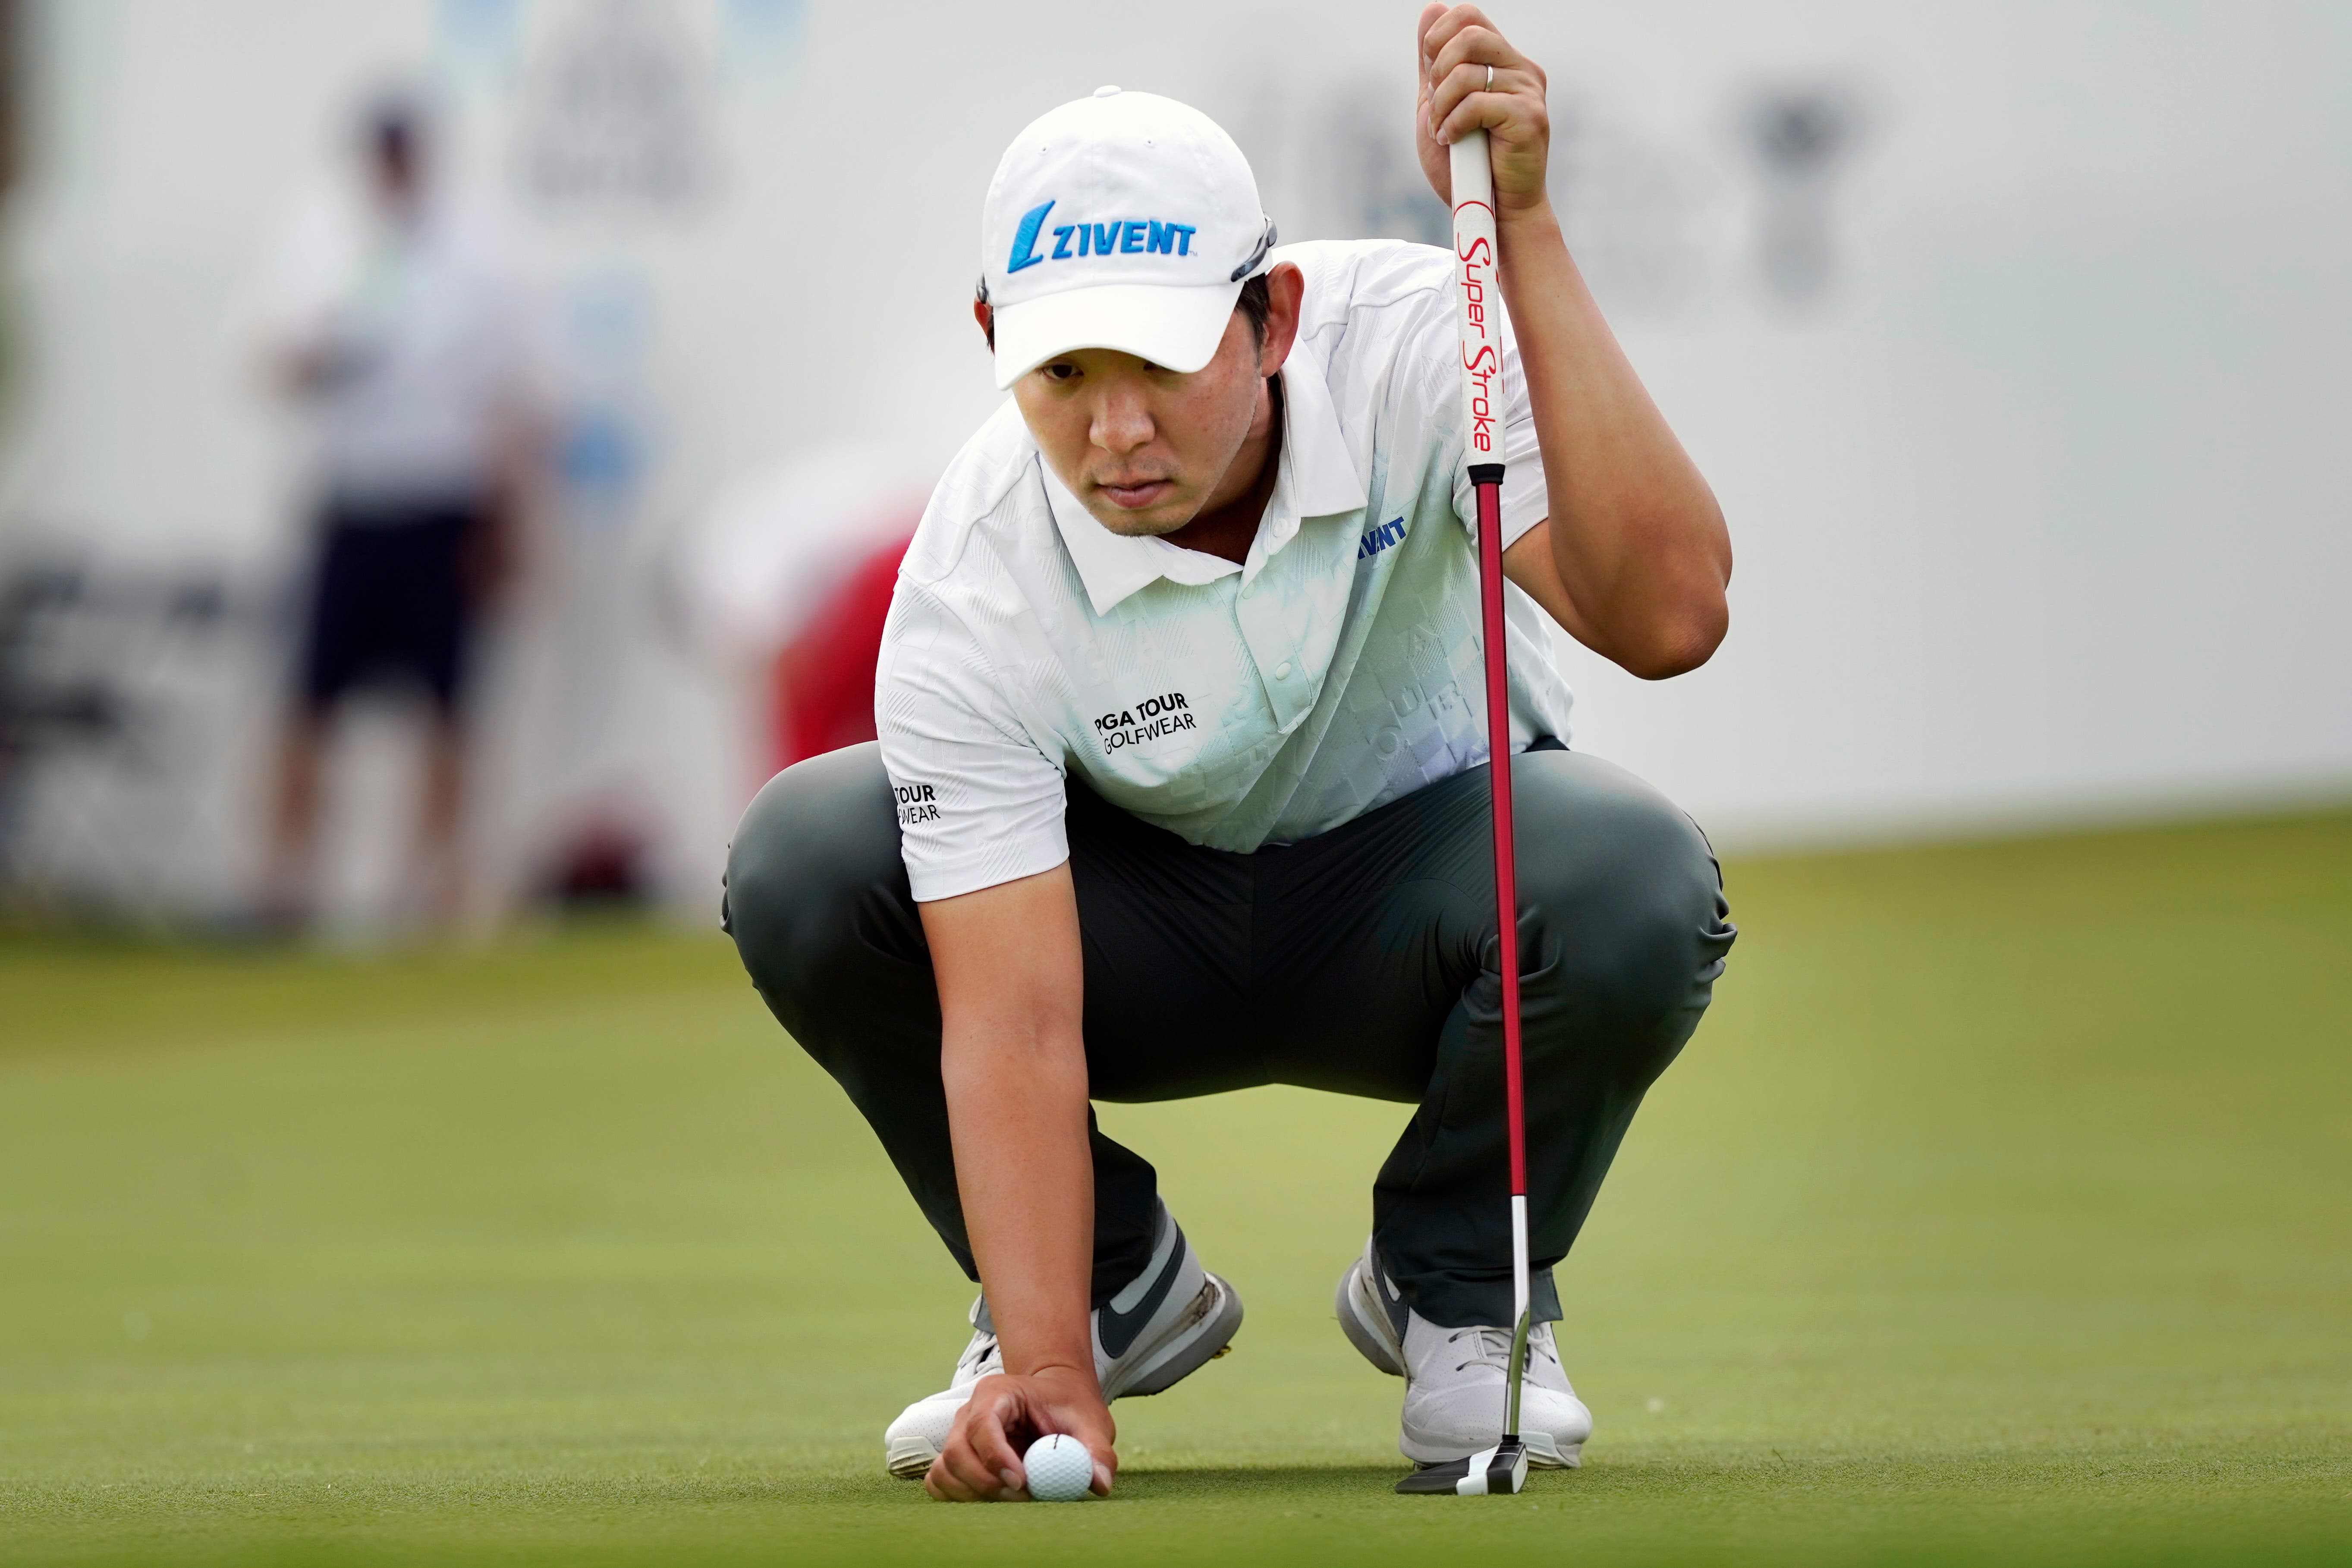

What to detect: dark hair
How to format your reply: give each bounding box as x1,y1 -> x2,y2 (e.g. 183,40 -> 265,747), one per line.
1233,273 -> 1273,346
978,270 -> 1276,355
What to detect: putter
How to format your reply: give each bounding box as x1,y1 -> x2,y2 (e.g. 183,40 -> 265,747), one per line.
1395,123 -> 1532,1500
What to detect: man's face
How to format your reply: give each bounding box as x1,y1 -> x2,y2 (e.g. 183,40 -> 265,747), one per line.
1009,305 -> 1281,538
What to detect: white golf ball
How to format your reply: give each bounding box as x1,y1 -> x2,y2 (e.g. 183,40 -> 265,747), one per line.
1022,1433 -> 1094,1502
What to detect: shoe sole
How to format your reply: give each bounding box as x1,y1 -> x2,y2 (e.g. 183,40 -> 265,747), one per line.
1109,1270 -> 1244,1398
1334,1256 -> 1406,1376
1402,1439 -> 1590,1476
886,1427 -> 949,1480
884,1272 -> 1243,1479
1404,1430 -> 1582,1469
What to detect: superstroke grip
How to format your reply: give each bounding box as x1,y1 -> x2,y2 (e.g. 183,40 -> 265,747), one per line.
1448,128 -> 1531,1355
1449,130 -> 1504,474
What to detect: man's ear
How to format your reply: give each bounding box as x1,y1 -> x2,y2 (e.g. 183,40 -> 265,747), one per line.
974,299 -> 995,351
1258,262 -> 1305,376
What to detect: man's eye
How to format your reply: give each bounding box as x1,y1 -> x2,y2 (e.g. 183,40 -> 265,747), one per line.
1041,361 -> 1081,383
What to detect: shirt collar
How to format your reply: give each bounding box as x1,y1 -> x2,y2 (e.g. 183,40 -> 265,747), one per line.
1044,349 -> 1370,617
1275,341 -> 1370,521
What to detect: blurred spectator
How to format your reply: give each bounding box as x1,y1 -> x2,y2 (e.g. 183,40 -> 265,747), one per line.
251,89 -> 539,932
769,531 -> 914,772
673,449 -> 928,782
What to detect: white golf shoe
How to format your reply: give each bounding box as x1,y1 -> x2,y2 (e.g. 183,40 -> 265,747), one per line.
1334,1236 -> 1591,1468
883,1203 -> 1243,1478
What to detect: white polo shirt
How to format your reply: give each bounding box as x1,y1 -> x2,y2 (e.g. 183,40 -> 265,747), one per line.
877,238 -> 1575,903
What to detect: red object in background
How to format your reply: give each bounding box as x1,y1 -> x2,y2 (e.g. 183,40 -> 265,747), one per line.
769,531 -> 915,773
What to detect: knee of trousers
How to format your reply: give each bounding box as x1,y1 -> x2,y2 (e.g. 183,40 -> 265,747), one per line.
1509,751 -> 1733,1065
723,741 -> 915,1031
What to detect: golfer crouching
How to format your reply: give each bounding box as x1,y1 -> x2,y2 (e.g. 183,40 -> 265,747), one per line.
725,3 -> 1736,1501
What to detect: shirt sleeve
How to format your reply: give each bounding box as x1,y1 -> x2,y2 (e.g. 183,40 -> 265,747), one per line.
875,578 -> 1071,902
1443,283 -> 1547,550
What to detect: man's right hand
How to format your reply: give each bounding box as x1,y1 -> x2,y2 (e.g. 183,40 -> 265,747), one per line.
925,1366 -> 1116,1502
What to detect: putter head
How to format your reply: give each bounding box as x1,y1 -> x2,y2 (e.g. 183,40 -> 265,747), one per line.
1394,1435 -> 1530,1496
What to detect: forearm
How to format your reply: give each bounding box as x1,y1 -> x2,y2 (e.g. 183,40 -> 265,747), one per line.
1497,202 -> 1731,676
941,1019 -> 1097,1383
920,864 -> 1098,1394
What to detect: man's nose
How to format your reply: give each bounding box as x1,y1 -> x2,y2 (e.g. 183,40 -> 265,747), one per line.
1089,387 -> 1154,457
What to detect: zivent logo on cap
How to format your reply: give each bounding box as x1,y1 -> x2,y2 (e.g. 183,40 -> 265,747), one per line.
1007,201 -> 1200,273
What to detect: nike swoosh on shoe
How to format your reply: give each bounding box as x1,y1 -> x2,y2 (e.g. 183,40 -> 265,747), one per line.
1097,1208 -> 1186,1360
1368,1244 -> 1410,1341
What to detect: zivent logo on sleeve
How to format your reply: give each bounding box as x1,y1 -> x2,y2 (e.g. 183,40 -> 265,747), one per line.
1091,691 -> 1196,751
894,783 -> 940,826
1357,516 -> 1407,560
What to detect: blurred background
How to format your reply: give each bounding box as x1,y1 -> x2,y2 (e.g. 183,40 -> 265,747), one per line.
1,0 -> 2343,936
4,5 -> 2348,1561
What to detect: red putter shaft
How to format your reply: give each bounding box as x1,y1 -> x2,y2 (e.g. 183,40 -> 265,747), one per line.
1474,474 -> 1526,1202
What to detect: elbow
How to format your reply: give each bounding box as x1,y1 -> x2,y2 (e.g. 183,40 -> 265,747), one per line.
1618,493 -> 1732,680
1622,589 -> 1728,681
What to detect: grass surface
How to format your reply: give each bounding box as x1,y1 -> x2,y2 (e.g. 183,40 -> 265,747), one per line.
2,813 -> 2349,1565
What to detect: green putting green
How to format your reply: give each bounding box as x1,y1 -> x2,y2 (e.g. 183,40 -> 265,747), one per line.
3,810 -> 2348,1566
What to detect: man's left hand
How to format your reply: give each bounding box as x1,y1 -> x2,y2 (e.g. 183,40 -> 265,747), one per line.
1415,3 -> 1551,220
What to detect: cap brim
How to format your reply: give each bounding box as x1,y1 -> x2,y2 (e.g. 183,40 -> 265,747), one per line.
992,280 -> 1244,390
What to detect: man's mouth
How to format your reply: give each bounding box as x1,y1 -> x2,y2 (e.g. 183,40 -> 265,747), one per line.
1094,477 -> 1176,511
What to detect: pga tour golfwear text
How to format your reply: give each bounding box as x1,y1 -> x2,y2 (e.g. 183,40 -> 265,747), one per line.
877,239 -> 1576,904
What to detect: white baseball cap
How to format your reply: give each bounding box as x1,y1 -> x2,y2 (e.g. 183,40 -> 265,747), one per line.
979,86 -> 1276,390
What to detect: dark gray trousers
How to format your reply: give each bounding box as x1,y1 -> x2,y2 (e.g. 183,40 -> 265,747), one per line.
723,741 -> 1733,1328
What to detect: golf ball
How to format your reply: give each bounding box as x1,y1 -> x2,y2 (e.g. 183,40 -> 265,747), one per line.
1022,1433 -> 1094,1502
